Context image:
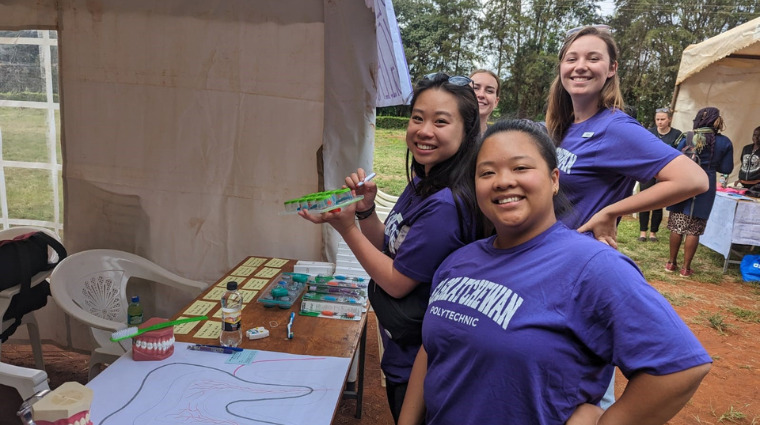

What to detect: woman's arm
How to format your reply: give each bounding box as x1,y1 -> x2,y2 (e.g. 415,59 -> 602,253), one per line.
339,223 -> 420,297
578,155 -> 708,247
398,347 -> 428,425
566,364 -> 711,425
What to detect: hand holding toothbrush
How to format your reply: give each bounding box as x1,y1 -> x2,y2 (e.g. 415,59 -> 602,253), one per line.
346,168 -> 377,211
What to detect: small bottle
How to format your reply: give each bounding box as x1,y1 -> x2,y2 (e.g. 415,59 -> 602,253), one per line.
220,281 -> 243,347
127,296 -> 143,326
720,174 -> 729,188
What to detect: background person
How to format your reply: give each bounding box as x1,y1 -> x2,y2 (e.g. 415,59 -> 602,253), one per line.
398,119 -> 711,425
470,69 -> 500,135
638,107 -> 683,242
736,125 -> 760,188
544,24 -> 709,408
666,107 -> 734,277
299,73 -> 481,423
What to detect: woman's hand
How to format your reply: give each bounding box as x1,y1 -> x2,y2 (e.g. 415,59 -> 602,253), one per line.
298,201 -> 358,235
565,403 -> 603,425
346,168 -> 378,212
577,208 -> 618,249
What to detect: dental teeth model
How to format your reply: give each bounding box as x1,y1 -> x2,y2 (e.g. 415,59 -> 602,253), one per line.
31,381 -> 93,425
131,317 -> 176,361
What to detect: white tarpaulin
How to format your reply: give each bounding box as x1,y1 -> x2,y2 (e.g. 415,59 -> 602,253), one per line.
672,17 -> 760,183
0,0 -> 411,350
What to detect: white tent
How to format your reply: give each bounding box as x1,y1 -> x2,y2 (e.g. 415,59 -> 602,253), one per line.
0,0 -> 411,349
672,17 -> 760,182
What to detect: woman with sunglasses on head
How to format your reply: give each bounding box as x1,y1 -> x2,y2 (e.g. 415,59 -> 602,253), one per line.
299,73 -> 482,423
546,26 -> 708,248
398,120 -> 711,425
470,69 -> 500,135
545,24 -> 709,409
637,108 -> 683,242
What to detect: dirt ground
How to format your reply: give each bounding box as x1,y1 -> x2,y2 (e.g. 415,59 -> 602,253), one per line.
2,277 -> 759,424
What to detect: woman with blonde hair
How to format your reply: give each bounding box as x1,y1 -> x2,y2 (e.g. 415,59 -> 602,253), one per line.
470,69 -> 500,135
545,25 -> 708,248
544,24 -> 709,408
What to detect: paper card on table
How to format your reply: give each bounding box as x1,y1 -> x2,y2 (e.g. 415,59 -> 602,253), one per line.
239,289 -> 258,304
226,349 -> 257,365
193,321 -> 222,339
243,278 -> 269,290
203,286 -> 227,301
212,308 -> 222,319
183,300 -> 216,316
231,265 -> 256,277
243,257 -> 267,267
173,317 -> 203,335
265,258 -> 289,268
216,275 -> 248,287
254,267 -> 280,278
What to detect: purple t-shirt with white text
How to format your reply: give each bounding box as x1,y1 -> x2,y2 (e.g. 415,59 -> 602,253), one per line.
557,108 -> 681,229
422,222 -> 711,424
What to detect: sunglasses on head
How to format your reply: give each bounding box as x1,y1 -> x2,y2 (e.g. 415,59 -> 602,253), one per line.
423,73 -> 473,86
656,107 -> 670,113
565,24 -> 612,39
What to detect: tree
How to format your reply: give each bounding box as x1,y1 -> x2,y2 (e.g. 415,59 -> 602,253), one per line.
610,0 -> 760,126
385,0 -> 760,123
394,0 -> 480,82
477,0 -> 598,118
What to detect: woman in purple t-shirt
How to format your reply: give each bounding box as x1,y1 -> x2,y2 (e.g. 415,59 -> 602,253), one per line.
545,26 -> 708,248
299,73 -> 482,422
399,120 -> 711,425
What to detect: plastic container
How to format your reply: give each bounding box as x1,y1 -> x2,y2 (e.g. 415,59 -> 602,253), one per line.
220,281 -> 243,347
127,296 -> 143,326
257,273 -> 308,309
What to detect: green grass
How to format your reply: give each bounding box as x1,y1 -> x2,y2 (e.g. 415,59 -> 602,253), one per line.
726,306 -> 760,323
373,128 -> 409,196
0,106 -> 63,223
374,127 -> 746,284
0,107 -> 61,163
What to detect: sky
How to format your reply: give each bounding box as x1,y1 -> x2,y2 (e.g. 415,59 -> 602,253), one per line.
599,0 -> 615,16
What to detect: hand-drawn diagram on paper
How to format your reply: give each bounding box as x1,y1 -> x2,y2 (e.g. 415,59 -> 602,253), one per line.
87,343 -> 351,425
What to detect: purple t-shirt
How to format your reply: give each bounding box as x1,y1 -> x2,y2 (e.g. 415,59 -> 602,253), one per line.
557,108 -> 681,229
422,222 -> 711,424
379,180 -> 474,384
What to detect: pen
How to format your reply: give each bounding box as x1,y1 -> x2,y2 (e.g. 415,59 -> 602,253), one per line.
287,311 -> 295,339
356,172 -> 376,187
187,344 -> 241,354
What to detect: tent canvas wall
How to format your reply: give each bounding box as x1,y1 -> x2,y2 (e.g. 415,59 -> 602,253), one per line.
0,0 -> 411,350
672,17 -> 760,183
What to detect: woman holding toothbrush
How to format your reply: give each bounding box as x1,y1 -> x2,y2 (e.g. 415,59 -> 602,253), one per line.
299,72 -> 482,423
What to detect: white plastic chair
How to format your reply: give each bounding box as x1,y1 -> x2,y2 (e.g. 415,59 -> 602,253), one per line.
336,189 -> 398,387
0,362 -> 49,400
49,249 -> 207,381
0,226 -> 62,371
375,189 -> 399,222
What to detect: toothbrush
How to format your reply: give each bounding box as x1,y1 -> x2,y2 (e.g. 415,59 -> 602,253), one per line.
110,316 -> 208,342
356,172 -> 376,187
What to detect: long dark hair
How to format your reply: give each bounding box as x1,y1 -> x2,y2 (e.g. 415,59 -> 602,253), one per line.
404,73 -> 483,241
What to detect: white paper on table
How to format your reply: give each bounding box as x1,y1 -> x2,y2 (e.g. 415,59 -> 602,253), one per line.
87,342 -> 352,425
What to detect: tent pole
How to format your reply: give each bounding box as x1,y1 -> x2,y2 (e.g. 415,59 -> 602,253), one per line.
669,84 -> 681,112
